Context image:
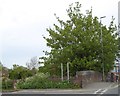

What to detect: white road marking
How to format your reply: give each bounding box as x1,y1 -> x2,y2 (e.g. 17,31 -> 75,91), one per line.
94,89 -> 102,94
94,83 -> 120,95
100,89 -> 108,94
113,84 -> 120,88
94,89 -> 108,94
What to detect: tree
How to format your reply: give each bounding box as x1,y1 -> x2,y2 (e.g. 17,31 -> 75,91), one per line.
1,63 -> 9,78
9,64 -> 33,80
0,61 -> 2,71
26,56 -> 39,70
41,2 -> 118,76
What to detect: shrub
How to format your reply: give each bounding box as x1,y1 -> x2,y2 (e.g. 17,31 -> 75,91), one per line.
2,77 -> 13,89
55,80 -> 79,89
17,73 -> 80,89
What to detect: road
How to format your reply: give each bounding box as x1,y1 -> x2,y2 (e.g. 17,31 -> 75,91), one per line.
2,82 -> 119,96
101,84 -> 119,95
2,89 -> 96,94
94,84 -> 119,96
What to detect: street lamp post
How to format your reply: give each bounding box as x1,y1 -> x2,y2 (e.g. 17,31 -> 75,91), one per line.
100,16 -> 106,81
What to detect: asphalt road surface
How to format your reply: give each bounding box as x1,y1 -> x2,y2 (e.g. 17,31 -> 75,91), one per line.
101,84 -> 119,95
2,89 -> 96,94
2,82 -> 119,96
94,84 -> 119,96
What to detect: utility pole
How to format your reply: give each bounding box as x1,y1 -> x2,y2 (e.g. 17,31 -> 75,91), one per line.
100,16 -> 106,81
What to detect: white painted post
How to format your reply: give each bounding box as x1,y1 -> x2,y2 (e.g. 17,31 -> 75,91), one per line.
61,63 -> 63,81
67,62 -> 69,82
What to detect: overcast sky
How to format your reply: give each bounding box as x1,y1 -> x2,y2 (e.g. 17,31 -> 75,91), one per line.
0,0 -> 119,68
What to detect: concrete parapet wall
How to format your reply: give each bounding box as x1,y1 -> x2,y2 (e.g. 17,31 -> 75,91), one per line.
72,70 -> 102,88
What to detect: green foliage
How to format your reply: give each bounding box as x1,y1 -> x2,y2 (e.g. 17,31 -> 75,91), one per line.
0,61 -> 2,71
2,66 -> 9,78
39,63 -> 61,76
17,72 -> 49,89
17,73 -> 79,89
54,80 -> 79,89
2,78 -> 13,89
117,37 -> 120,58
9,64 -> 33,80
40,2 -> 118,76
